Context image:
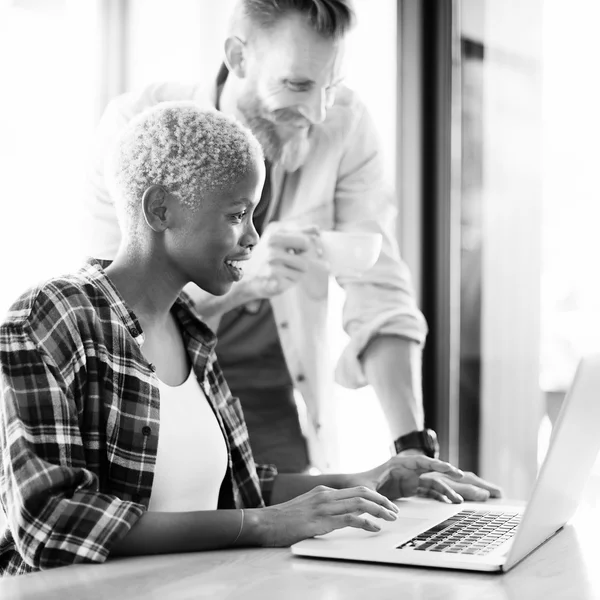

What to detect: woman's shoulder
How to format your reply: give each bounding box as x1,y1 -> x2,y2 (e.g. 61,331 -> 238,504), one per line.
1,267 -> 107,343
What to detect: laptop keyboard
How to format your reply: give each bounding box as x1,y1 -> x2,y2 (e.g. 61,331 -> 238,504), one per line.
397,509 -> 522,556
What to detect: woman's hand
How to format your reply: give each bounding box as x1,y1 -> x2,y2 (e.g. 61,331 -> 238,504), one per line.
256,485 -> 399,547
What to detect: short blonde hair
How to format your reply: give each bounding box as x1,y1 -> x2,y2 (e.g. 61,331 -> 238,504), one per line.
109,101 -> 263,224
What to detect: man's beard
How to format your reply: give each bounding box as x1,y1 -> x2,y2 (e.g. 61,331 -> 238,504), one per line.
238,92 -> 312,172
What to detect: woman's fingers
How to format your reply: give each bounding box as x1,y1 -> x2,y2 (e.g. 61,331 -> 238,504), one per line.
311,486 -> 398,523
329,496 -> 397,522
329,514 -> 382,533
327,485 -> 399,513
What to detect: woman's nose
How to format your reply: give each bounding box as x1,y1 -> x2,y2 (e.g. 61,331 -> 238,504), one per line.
241,218 -> 260,248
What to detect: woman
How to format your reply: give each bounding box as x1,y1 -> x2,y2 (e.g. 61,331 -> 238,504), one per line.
0,102 -> 462,576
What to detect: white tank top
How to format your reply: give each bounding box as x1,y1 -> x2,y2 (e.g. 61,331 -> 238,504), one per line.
148,369 -> 228,512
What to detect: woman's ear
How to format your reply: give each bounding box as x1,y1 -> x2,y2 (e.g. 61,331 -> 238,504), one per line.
142,185 -> 171,232
224,36 -> 246,78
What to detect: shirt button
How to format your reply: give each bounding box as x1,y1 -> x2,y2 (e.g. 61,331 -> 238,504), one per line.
296,374 -> 306,383
280,321 -> 289,329
142,426 -> 152,436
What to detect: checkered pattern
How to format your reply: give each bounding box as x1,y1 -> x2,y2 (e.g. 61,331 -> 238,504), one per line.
0,259 -> 276,576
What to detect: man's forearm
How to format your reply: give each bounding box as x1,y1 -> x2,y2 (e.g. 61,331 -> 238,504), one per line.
361,335 -> 425,441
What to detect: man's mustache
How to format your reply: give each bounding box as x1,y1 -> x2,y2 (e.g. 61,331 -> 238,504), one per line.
270,110 -> 310,128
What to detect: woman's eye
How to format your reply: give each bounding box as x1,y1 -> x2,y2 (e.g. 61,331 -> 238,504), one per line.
231,211 -> 247,222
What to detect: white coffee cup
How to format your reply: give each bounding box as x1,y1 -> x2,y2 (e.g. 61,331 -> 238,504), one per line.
319,231 -> 383,277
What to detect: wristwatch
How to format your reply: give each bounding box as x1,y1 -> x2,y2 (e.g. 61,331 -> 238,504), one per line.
391,429 -> 439,459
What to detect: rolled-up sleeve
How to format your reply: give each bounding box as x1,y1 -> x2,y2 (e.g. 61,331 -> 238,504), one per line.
332,100 -> 428,389
0,321 -> 144,571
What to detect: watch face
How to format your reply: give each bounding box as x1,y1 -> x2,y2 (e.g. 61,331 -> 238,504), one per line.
425,429 -> 440,458
424,429 -> 437,446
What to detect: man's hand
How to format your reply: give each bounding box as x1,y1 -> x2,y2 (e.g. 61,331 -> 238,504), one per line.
349,455 -> 464,501
418,471 -> 503,504
240,223 -> 321,304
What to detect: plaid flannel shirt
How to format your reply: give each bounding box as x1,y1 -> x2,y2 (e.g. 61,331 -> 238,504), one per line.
0,259 -> 277,576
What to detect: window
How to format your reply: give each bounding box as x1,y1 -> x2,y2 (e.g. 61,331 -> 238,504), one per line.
455,0 -> 600,498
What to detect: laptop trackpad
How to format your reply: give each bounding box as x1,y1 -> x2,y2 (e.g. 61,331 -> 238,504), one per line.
316,516 -> 432,544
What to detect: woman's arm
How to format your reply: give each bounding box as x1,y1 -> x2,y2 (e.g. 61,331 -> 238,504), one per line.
112,483 -> 399,553
110,509 -> 254,555
0,311 -> 146,571
111,453 -> 466,555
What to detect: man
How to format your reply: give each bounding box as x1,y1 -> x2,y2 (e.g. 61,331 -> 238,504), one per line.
85,0 -> 499,501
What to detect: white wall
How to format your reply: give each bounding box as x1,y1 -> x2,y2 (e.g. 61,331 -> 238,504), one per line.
126,0 -> 235,90
0,0 -> 99,314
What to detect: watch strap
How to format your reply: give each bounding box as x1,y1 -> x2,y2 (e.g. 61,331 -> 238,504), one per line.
392,429 -> 439,459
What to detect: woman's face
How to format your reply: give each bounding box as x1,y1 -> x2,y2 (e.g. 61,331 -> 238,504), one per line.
165,159 -> 264,296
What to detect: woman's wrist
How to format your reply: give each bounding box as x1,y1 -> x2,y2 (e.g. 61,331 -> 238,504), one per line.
236,508 -> 270,547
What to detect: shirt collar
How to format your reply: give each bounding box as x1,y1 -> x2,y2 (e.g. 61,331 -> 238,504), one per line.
83,258 -> 144,344
83,258 -> 217,354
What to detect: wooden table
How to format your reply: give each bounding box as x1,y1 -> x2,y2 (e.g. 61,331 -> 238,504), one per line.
2,494 -> 599,600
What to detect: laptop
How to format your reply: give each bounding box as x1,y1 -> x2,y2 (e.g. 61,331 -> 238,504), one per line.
292,354 -> 600,572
